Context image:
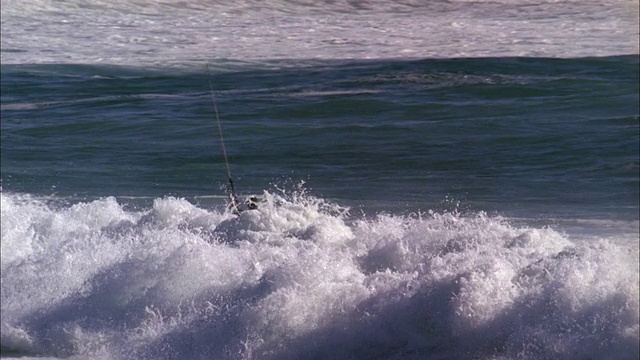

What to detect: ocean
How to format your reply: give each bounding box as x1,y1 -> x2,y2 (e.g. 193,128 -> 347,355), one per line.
1,0 -> 639,359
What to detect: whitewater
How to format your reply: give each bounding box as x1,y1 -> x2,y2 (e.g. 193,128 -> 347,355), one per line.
1,0 -> 639,359
2,189 -> 638,359
1,0 -> 638,66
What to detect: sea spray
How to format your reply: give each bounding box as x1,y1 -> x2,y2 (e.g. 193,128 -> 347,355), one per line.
1,190 -> 637,359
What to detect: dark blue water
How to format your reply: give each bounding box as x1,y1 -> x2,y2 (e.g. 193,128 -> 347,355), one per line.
2,57 -> 638,219
1,56 -> 639,360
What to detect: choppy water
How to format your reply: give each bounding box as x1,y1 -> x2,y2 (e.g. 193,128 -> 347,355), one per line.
1,1 -> 639,359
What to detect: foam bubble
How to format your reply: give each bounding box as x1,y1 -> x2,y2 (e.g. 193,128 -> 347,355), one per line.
1,0 -> 637,66
1,191 -> 637,359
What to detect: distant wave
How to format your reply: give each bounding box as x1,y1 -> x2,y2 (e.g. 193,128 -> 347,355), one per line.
1,0 -> 637,66
0,0 -> 572,14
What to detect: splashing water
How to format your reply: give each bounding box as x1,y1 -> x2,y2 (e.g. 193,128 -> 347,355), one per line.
1,186 -> 637,359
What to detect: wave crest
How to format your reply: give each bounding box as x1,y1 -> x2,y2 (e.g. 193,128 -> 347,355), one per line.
1,191 -> 638,359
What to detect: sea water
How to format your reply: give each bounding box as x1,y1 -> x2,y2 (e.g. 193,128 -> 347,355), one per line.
1,1 -> 639,359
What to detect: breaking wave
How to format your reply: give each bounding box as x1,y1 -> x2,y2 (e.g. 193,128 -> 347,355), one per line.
1,188 -> 637,359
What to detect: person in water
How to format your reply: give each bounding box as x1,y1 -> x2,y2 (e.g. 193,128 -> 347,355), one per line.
246,196 -> 259,210
227,194 -> 259,214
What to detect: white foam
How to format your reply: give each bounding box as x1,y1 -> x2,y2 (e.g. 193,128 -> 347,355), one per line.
1,0 -> 637,67
1,190 -> 638,359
